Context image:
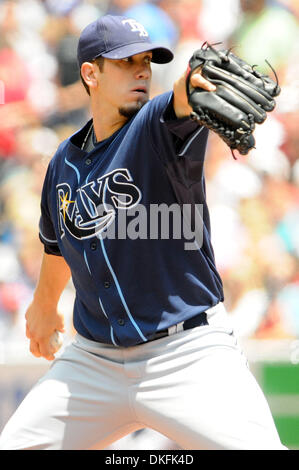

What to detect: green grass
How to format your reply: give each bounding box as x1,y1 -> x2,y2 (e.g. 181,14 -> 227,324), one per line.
262,363 -> 299,395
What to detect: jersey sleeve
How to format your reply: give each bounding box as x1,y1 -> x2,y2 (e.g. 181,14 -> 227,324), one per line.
146,91 -> 209,164
39,163 -> 62,257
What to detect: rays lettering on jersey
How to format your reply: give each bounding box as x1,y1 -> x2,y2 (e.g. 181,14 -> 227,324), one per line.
57,168 -> 142,240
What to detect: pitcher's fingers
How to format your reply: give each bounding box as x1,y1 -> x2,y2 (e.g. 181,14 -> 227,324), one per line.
29,339 -> 41,358
38,339 -> 55,361
191,72 -> 216,92
57,324 -> 65,334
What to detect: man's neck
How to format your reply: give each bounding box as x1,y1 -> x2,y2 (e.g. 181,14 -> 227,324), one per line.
91,101 -> 128,143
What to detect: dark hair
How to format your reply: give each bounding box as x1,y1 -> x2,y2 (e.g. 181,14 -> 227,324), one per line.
80,56 -> 105,95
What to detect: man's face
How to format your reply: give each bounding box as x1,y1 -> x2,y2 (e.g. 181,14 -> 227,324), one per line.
94,51 -> 152,119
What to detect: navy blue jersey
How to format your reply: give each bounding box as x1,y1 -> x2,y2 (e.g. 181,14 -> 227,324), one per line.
39,91 -> 224,347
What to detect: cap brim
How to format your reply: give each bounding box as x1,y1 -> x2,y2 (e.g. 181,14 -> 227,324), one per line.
100,42 -> 173,64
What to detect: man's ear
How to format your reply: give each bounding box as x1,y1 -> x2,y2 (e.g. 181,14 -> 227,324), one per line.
80,62 -> 98,91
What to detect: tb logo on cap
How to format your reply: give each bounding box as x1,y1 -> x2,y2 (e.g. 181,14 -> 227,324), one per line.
122,19 -> 149,37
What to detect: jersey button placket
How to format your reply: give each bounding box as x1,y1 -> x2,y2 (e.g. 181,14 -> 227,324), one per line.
85,158 -> 92,166
117,318 -> 125,326
90,241 -> 97,251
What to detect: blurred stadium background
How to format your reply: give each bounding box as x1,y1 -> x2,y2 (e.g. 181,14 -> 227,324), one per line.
0,0 -> 298,450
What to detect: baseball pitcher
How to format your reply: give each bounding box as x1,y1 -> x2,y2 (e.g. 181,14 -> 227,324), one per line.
0,15 -> 286,450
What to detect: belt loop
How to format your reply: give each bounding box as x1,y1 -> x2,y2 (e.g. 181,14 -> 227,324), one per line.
168,325 -> 177,336
168,322 -> 184,336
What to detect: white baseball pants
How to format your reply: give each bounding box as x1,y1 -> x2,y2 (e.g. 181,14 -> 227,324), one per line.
0,303 -> 286,450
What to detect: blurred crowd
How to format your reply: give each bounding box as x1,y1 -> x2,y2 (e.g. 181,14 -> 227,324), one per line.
0,0 -> 298,349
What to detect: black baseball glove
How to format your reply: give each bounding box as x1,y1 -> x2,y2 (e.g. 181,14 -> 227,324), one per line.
186,43 -> 281,157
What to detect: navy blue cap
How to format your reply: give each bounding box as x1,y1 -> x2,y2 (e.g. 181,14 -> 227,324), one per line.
77,15 -> 174,68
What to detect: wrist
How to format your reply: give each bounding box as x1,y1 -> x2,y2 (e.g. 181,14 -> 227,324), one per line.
33,285 -> 60,310
173,74 -> 192,118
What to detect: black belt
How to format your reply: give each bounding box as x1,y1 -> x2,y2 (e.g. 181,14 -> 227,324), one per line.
148,311 -> 208,343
